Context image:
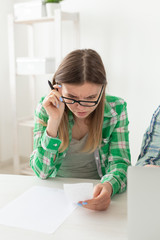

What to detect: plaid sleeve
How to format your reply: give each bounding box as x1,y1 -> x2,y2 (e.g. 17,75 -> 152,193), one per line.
30,97 -> 62,179
136,105 -> 160,166
101,101 -> 131,196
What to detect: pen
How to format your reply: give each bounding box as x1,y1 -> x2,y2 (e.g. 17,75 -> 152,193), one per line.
48,80 -> 54,90
48,80 -> 63,105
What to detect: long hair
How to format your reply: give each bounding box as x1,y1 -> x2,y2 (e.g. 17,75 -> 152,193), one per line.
52,49 -> 107,152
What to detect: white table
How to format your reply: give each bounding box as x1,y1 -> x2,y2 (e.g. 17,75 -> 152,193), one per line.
0,174 -> 127,240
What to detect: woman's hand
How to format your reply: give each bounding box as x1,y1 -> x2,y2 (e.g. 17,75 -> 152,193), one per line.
43,84 -> 64,120
43,84 -> 65,138
78,182 -> 112,211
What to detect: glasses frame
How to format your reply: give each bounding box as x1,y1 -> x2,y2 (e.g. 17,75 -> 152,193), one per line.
61,85 -> 104,107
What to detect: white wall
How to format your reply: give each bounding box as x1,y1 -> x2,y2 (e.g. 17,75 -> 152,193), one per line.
61,0 -> 160,165
0,0 -> 14,162
0,0 -> 160,165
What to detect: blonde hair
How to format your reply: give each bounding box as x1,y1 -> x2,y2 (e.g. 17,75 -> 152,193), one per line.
52,49 -> 107,153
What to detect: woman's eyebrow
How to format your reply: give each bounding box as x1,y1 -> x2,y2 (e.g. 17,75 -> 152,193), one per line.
67,93 -> 78,98
85,94 -> 98,99
66,93 -> 98,99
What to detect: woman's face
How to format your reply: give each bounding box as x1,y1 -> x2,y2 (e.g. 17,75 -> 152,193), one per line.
61,82 -> 103,119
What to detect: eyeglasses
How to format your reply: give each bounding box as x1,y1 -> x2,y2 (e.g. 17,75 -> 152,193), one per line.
62,85 -> 104,107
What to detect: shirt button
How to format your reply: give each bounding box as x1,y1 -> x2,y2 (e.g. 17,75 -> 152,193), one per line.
54,143 -> 58,147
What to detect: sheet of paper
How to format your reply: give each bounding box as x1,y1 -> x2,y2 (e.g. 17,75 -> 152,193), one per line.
64,183 -> 93,203
0,186 -> 77,234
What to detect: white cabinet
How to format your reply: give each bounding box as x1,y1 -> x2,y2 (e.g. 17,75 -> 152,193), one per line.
8,11 -> 80,174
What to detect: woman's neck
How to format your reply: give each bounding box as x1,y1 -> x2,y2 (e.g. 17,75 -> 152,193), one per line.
72,117 -> 89,140
74,116 -> 88,126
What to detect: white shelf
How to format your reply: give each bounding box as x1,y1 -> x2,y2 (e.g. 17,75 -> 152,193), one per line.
14,12 -> 79,25
8,10 -> 80,174
61,12 -> 79,21
15,16 -> 55,24
16,57 -> 55,75
18,118 -> 34,128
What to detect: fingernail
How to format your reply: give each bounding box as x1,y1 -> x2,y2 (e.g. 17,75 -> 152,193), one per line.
77,203 -> 82,207
59,97 -> 63,102
58,85 -> 62,88
82,202 -> 88,205
57,104 -> 59,108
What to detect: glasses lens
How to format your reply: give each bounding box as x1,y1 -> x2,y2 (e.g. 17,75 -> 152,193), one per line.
62,98 -> 74,104
62,97 -> 96,107
79,102 -> 96,107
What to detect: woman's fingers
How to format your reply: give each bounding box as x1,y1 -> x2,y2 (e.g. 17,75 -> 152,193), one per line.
78,197 -> 111,211
44,94 -> 58,108
44,88 -> 62,108
52,84 -> 62,95
42,87 -> 65,121
78,183 -> 112,211
82,198 -> 111,211
93,183 -> 102,198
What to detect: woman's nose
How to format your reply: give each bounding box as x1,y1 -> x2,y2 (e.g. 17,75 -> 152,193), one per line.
75,102 -> 85,110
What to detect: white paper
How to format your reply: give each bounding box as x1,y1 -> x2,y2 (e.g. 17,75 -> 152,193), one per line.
64,183 -> 93,203
0,186 -> 77,234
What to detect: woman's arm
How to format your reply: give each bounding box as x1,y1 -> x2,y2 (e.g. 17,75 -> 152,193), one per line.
79,101 -> 131,211
101,101 -> 131,196
30,98 -> 62,179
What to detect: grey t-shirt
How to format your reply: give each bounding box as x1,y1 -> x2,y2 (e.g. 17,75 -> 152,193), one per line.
57,135 -> 100,179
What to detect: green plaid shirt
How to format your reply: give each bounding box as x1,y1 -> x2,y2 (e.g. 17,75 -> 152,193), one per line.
30,95 -> 131,196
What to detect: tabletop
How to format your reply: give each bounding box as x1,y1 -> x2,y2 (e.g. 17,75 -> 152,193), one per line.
0,174 -> 127,240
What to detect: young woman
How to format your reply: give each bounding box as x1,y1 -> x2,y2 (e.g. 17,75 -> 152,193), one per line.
30,49 -> 131,211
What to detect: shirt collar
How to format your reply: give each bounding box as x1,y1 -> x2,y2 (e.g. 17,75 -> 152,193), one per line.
104,101 -> 118,118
